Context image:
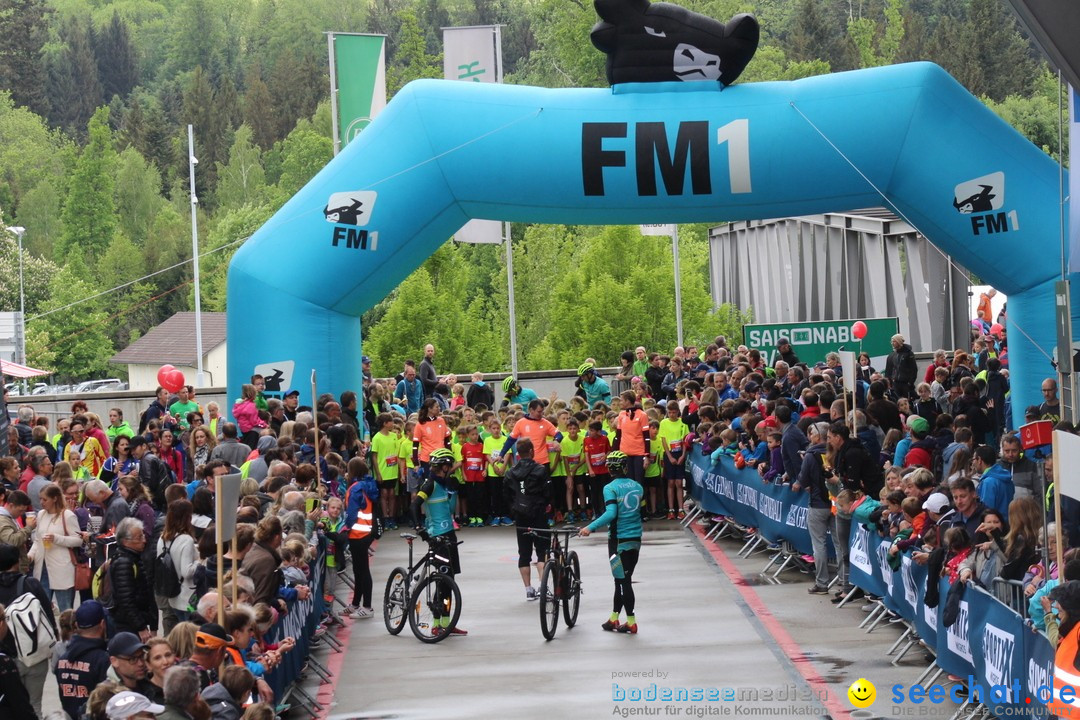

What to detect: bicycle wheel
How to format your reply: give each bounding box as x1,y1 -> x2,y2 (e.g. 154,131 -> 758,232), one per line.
383,566 -> 408,635
540,560 -> 560,641
562,551 -> 581,628
409,572 -> 462,644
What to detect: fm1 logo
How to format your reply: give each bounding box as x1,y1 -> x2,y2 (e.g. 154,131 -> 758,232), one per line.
324,190 -> 379,250
952,172 -> 1019,236
582,119 -> 751,196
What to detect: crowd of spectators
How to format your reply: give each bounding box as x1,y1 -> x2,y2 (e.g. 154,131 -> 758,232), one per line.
1,304 -> 1075,715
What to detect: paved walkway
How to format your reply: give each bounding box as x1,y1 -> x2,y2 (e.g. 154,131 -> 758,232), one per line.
316,520 -> 947,720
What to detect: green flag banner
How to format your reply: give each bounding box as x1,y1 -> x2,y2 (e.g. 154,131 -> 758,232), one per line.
329,33 -> 386,154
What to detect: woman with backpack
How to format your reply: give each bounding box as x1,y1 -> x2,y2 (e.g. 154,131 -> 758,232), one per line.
28,483 -> 85,611
156,500 -> 199,624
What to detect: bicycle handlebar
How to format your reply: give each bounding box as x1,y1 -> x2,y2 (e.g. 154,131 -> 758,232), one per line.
523,526 -> 581,535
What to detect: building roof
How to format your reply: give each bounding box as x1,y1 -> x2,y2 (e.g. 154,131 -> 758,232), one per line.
110,312 -> 227,366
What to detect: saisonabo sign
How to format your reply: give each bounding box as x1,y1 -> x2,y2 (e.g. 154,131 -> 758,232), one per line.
743,317 -> 899,366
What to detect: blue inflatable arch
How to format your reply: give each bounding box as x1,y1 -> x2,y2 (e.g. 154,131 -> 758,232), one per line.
227,62 -> 1066,425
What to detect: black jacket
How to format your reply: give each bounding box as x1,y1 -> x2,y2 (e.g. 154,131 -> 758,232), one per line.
466,383 -> 495,410
0,653 -> 33,720
138,451 -> 174,512
645,366 -> 667,400
0,571 -> 55,657
109,544 -> 158,634
504,459 -> 551,520
795,442 -> 831,508
885,343 -> 918,393
56,634 -> 110,720
835,438 -> 883,499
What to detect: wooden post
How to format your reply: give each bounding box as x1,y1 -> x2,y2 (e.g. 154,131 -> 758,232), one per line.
1053,431 -> 1065,574
311,370 -> 321,484
215,488 -> 224,625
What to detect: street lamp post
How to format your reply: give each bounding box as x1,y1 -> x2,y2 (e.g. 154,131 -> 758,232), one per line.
8,226 -> 25,365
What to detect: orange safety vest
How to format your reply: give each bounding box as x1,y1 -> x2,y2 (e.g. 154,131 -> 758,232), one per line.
348,494 -> 374,540
1050,623 -> 1080,716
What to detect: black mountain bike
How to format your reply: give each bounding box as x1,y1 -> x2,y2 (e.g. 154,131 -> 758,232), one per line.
527,526 -> 583,640
383,532 -> 462,643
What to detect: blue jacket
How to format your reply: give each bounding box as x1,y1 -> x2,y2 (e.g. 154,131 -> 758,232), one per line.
978,465 -> 1015,521
345,476 -> 379,531
395,378 -> 423,415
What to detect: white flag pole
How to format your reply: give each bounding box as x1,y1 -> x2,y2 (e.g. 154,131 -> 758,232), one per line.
326,32 -> 340,156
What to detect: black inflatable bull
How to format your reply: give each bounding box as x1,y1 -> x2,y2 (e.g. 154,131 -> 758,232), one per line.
591,0 -> 759,86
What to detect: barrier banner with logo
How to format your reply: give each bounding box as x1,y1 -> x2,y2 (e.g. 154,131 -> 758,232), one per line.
847,524 -> 888,600
687,451 -> 814,555
1024,624 -> 1056,711
848,530 -> 1036,715
965,584 -> 1027,716
263,537 -> 328,700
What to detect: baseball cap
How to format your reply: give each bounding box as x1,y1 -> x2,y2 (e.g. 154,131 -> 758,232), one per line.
744,381 -> 760,393
923,493 -> 950,515
283,389 -> 300,398
195,623 -> 233,650
108,632 -> 148,658
906,415 -> 929,434
75,600 -> 106,629
106,691 -> 165,720
760,416 -> 778,429
776,337 -> 790,347
362,355 -> 372,364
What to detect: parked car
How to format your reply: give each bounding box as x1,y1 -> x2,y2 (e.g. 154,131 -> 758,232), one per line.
73,378 -> 126,393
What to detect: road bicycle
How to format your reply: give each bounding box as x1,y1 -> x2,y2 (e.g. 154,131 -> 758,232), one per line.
383,531 -> 463,643
527,526 -> 583,640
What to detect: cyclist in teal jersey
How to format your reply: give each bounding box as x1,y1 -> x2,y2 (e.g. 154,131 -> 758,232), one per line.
579,450 -> 644,634
501,377 -> 539,408
411,447 -> 467,636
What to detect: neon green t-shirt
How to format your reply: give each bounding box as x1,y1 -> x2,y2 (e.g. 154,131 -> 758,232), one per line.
452,440 -> 464,483
658,418 -> 690,454
398,435 -> 416,470
560,434 -> 585,477
370,430 -> 400,482
483,435 -> 505,477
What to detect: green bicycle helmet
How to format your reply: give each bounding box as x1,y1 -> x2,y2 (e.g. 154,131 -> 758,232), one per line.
502,376 -> 518,393
606,450 -> 628,474
429,447 -> 455,467
577,362 -> 595,377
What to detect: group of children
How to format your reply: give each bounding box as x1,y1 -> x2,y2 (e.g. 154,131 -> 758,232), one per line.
362,394 -> 699,530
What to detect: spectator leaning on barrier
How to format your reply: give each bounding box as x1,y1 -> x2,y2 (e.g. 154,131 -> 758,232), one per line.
793,422 -> 832,594
775,405 -> 807,484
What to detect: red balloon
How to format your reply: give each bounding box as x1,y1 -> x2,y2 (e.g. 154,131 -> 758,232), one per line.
161,369 -> 185,393
156,364 -> 176,387
851,321 -> 868,340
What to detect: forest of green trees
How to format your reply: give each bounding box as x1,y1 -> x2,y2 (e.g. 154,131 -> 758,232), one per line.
0,0 -> 1064,380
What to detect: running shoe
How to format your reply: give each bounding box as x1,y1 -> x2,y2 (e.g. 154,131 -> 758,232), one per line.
601,619 -> 620,632
617,623 -> 638,634
353,607 -> 374,619
807,585 -> 829,595
666,511 -> 676,520
502,516 -> 514,526
526,586 -> 537,601
565,511 -> 576,523
677,510 -> 686,520
449,626 -> 468,636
